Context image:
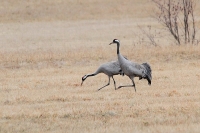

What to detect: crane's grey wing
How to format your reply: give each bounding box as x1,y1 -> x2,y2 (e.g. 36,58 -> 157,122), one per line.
102,61 -> 122,75
128,62 -> 152,84
124,61 -> 144,77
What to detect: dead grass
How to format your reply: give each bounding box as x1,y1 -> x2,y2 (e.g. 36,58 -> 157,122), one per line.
0,0 -> 200,133
0,0 -> 154,22
0,43 -> 200,133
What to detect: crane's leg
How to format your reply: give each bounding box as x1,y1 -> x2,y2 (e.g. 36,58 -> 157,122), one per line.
111,76 -> 117,90
97,77 -> 110,91
131,78 -> 136,92
117,78 -> 136,92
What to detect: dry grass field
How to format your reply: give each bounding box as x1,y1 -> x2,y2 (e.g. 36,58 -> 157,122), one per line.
0,0 -> 200,133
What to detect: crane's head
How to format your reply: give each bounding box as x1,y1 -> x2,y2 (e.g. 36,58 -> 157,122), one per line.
81,75 -> 87,86
109,39 -> 120,45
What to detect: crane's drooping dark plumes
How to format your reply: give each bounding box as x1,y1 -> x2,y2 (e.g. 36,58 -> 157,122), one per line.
139,63 -> 152,85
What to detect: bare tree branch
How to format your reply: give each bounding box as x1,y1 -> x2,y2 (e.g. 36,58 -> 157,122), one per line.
151,0 -> 197,45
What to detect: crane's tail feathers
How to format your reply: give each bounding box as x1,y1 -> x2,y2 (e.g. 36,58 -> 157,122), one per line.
141,62 -> 152,85
147,77 -> 151,85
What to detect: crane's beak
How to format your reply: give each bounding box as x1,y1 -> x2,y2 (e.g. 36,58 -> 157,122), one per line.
109,42 -> 113,45
81,81 -> 84,86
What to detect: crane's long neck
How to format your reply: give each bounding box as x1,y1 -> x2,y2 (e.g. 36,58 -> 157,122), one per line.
84,69 -> 101,79
82,70 -> 100,85
85,73 -> 97,79
116,42 -> 120,54
116,42 -> 126,66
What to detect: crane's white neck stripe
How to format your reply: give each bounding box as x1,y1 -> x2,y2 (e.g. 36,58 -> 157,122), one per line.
115,40 -> 120,43
83,75 -> 87,80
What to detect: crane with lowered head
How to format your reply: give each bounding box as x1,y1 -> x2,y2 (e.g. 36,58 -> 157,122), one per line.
81,60 -> 124,91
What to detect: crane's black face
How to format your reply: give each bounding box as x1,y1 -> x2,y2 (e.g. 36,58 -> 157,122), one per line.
82,75 -> 87,81
81,75 -> 87,86
109,39 -> 120,45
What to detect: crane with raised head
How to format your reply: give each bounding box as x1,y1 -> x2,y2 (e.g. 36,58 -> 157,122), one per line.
109,39 -> 152,92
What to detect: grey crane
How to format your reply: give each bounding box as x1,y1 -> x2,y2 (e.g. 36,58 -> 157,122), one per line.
81,61 -> 124,91
109,39 -> 152,92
